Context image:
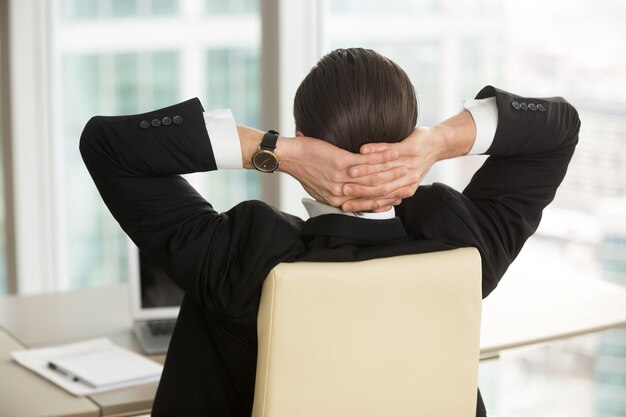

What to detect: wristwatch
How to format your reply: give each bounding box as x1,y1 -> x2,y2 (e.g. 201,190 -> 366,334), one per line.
252,130 -> 280,173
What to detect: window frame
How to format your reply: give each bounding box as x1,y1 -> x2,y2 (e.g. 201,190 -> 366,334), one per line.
0,0 -> 17,294
6,0 -> 58,294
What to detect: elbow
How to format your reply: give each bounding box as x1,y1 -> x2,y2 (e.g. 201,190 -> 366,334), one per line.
564,96 -> 580,123
571,104 -> 582,139
566,102 -> 581,147
79,116 -> 105,164
560,97 -> 581,132
554,98 -> 581,147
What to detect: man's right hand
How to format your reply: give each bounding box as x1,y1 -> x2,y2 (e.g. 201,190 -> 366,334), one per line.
341,110 -> 476,211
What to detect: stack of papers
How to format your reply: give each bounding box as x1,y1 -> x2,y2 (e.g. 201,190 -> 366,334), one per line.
11,338 -> 162,396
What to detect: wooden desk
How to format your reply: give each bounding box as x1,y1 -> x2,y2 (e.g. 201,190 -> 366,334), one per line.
0,330 -> 100,417
0,285 -> 159,417
2,277 -> 626,416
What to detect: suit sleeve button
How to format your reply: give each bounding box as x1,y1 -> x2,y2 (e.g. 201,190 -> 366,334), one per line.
537,103 -> 546,112
172,115 -> 183,125
520,102 -> 528,111
528,103 -> 537,111
162,116 -> 172,126
151,118 -> 162,127
139,120 -> 150,129
511,101 -> 520,110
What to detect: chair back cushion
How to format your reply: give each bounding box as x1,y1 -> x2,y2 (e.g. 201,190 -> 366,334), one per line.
252,248 -> 482,417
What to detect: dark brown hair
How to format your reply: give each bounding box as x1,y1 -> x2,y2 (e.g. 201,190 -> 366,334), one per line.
294,48 -> 418,153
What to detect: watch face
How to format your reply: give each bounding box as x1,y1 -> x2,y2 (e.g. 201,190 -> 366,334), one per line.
253,150 -> 279,173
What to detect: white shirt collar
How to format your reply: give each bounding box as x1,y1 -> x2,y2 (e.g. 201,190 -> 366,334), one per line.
301,198 -> 395,220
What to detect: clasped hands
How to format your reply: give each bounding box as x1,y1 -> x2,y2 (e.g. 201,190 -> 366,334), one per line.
278,127 -> 442,212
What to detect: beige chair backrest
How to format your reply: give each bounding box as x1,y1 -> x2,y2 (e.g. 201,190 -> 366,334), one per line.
252,248 -> 482,417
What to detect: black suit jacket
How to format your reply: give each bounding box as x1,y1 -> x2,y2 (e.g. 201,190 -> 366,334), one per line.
80,86 -> 580,417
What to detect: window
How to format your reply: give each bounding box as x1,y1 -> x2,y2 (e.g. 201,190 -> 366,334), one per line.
4,0 -> 626,411
198,48 -> 260,211
51,0 -> 261,290
61,52 -> 180,287
61,0 -> 178,19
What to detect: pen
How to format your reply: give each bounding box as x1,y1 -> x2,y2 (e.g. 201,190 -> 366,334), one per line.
47,361 -> 97,388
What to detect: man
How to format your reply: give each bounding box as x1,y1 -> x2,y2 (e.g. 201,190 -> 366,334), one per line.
81,48 -> 580,416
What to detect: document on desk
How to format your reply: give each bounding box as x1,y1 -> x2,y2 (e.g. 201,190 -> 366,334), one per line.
11,338 -> 162,396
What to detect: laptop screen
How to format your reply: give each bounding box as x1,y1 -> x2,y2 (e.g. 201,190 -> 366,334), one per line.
139,253 -> 184,309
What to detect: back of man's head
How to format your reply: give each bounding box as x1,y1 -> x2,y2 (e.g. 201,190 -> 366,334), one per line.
294,48 -> 418,153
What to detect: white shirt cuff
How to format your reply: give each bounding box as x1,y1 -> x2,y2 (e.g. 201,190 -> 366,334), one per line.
203,109 -> 242,169
462,97 -> 498,155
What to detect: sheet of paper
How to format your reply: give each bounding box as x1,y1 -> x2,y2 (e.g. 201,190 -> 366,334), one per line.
11,338 -> 162,396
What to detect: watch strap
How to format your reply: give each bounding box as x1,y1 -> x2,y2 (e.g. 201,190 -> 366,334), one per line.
260,130 -> 280,151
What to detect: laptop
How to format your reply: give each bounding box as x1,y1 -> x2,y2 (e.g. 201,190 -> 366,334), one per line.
127,240 -> 184,354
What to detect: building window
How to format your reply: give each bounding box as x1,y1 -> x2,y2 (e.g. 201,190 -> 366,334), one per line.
52,0 -> 261,290
61,52 -> 180,288
0,48 -> 5,294
61,0 -> 178,20
206,0 -> 258,14
194,48 -> 261,212
206,48 -> 259,127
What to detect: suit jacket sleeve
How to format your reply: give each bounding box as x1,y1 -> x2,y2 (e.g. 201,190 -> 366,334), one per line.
398,86 -> 581,298
79,98 -> 235,315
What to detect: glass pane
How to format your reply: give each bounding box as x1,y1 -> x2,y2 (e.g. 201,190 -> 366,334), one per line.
112,0 -> 138,17
206,0 -> 259,15
329,0 -> 440,13
61,56 -> 103,286
151,52 -> 179,108
206,48 -> 259,127
62,0 -> 179,19
114,54 -> 139,113
152,0 -> 178,15
200,48 -> 261,212
61,52 -> 180,288
54,0 -> 261,289
62,0 -> 100,20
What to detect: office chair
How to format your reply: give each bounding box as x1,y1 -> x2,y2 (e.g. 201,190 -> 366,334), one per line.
252,248 -> 482,417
